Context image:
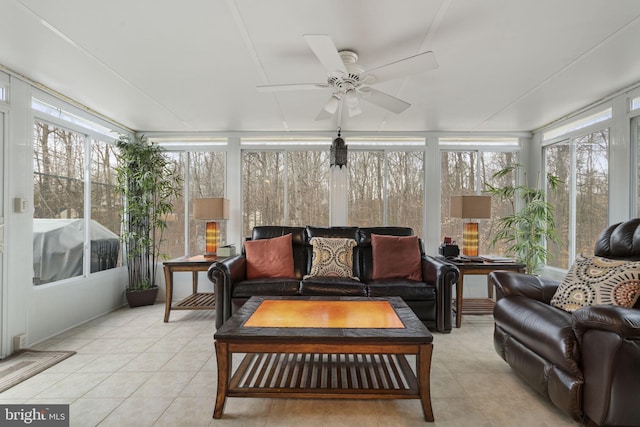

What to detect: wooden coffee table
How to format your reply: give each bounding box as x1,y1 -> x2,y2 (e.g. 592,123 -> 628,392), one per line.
213,296 -> 434,421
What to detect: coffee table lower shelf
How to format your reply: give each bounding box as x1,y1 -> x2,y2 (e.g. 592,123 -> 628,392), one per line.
229,352 -> 419,398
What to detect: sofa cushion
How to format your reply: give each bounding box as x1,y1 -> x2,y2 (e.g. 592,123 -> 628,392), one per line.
550,254 -> 640,313
245,234 -> 295,280
371,234 -> 422,281
300,276 -> 367,296
232,278 -> 301,297
367,279 -> 435,300
304,237 -> 358,279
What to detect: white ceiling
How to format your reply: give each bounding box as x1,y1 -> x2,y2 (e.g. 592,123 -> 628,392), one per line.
2,0 -> 640,134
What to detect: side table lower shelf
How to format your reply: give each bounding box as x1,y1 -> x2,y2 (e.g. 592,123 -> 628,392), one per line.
454,298 -> 495,316
173,292 -> 216,310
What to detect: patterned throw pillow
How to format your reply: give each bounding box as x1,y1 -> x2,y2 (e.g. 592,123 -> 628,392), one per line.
550,254 -> 640,313
304,237 -> 358,280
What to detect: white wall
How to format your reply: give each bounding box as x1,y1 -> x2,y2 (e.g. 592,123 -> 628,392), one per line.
3,77 -> 32,356
29,269 -> 127,345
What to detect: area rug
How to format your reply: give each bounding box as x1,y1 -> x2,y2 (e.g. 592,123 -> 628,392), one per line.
0,350 -> 76,393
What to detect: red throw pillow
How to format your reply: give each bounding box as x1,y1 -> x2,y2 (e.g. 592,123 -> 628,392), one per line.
245,234 -> 295,280
371,234 -> 422,281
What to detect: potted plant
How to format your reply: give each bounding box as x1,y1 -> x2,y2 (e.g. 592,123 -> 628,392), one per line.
115,135 -> 182,307
484,164 -> 561,274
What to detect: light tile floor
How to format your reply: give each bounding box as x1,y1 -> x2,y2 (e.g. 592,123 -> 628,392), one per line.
0,304 -> 577,426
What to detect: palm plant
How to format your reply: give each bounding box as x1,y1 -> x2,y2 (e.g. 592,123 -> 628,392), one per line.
115,135 -> 182,292
484,164 -> 561,274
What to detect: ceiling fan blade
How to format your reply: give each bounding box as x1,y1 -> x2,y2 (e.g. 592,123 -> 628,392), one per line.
303,34 -> 347,74
363,51 -> 437,83
359,87 -> 410,114
256,83 -> 328,92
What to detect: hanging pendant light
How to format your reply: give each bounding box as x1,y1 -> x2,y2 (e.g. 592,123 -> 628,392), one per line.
330,128 -> 348,168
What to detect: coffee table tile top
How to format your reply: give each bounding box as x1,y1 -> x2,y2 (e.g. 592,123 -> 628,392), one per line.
244,299 -> 404,329
215,296 -> 432,344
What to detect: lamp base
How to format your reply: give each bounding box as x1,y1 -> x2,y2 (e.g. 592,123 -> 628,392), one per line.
203,252 -> 217,259
204,221 -> 220,257
462,222 -> 479,256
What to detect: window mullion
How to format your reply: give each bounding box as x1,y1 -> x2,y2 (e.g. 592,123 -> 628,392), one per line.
568,139 -> 578,264
83,134 -> 91,277
184,152 -> 191,257
383,150 -> 388,225
283,150 -> 289,225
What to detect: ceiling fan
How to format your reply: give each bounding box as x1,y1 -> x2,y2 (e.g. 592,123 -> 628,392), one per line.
257,34 -> 438,120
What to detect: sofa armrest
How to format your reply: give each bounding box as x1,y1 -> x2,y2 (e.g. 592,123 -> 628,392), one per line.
489,271 -> 559,304
572,305 -> 640,426
421,255 -> 459,333
572,305 -> 640,343
207,254 -> 247,328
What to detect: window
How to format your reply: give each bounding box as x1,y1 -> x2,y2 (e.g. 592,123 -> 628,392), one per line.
440,141 -> 519,255
348,151 -> 384,227
0,71 -> 8,103
637,117 -> 640,217
242,147 -> 329,237
287,151 -> 329,226
542,108 -> 612,141
150,139 -> 227,258
347,149 -> 424,236
33,121 -> 87,284
241,138 -> 424,237
90,139 -> 120,235
90,138 -> 121,270
242,151 -> 285,237
544,141 -> 570,269
156,151 -> 185,259
188,151 -> 226,256
544,129 -> 609,269
32,95 -> 124,285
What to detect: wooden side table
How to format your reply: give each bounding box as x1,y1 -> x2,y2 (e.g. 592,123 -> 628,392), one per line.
442,258 -> 525,328
163,255 -> 221,322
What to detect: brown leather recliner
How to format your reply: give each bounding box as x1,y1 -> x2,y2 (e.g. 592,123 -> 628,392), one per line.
490,219 -> 640,426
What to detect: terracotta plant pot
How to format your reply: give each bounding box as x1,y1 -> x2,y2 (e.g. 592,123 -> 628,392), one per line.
125,287 -> 159,308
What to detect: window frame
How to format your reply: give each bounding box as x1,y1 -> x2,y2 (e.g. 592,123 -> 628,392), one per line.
31,93 -> 126,285
347,146 -> 426,233
438,140 -> 521,256
155,141 -> 228,258
240,141 -> 330,235
542,117 -> 612,271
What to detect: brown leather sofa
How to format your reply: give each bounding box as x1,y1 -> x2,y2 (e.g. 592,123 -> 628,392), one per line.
208,225 -> 459,333
489,219 -> 640,426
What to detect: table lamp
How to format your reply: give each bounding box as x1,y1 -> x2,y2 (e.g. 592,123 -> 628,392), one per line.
450,195 -> 492,256
193,198 -> 230,257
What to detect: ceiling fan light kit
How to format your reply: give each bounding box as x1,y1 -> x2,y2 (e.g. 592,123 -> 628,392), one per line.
258,34 -> 438,121
323,94 -> 341,114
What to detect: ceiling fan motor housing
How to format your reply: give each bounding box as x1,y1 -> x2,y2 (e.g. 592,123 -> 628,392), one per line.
326,50 -> 365,96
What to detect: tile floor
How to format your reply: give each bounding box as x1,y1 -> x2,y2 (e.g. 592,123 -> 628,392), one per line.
0,304 -> 576,426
